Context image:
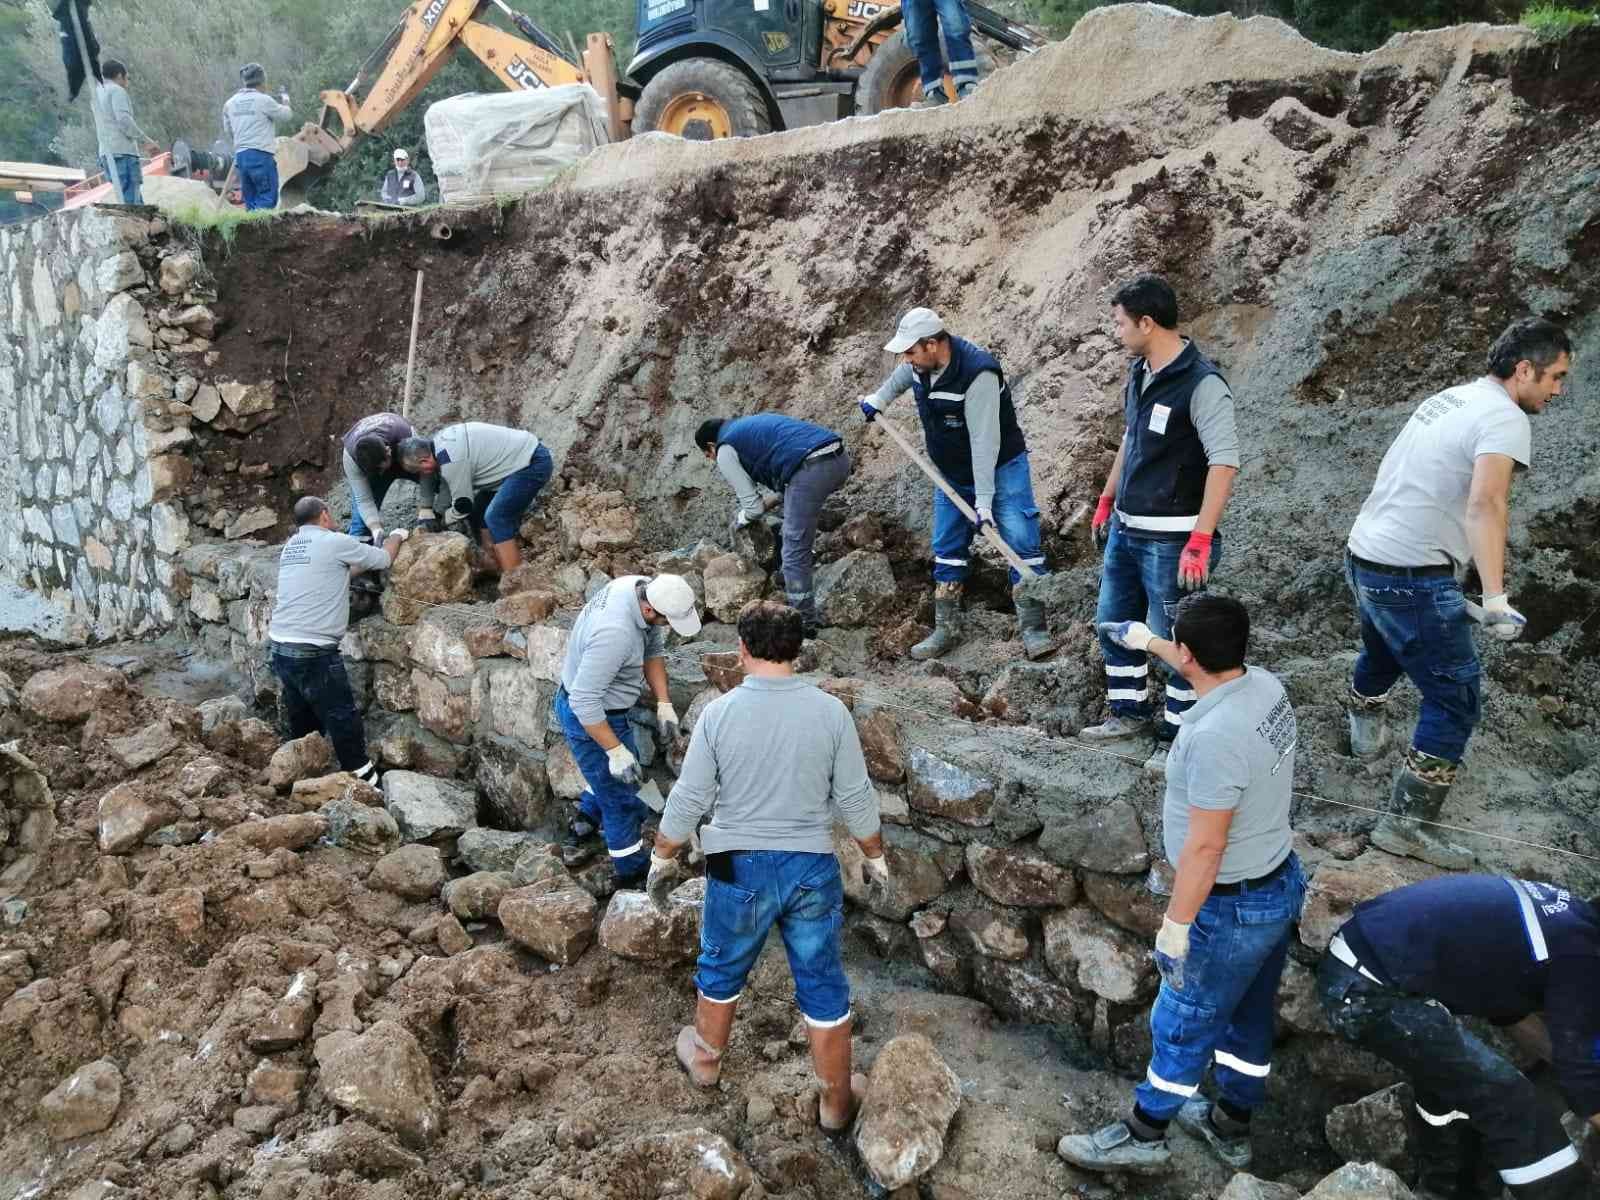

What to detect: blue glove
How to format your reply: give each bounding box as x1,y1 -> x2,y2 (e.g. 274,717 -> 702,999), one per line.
858,397 -> 879,423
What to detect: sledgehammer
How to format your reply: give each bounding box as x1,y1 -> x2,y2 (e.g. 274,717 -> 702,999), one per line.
869,411 -> 1039,581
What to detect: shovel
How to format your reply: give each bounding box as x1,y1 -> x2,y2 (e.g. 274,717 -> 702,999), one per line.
870,411 -> 1039,581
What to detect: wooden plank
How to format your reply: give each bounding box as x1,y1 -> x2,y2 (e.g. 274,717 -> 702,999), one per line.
0,177 -> 73,193
0,161 -> 88,184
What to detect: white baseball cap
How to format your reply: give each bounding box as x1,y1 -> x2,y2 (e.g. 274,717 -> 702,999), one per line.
645,574 -> 701,637
884,307 -> 945,353
393,148 -> 409,161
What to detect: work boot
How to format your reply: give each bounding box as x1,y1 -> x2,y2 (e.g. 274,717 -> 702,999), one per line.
1370,750 -> 1475,870
1057,1120 -> 1172,1175
1013,589 -> 1055,660
1078,714 -> 1153,742
956,81 -> 978,100
915,88 -> 950,109
1346,686 -> 1391,759
675,994 -> 737,1087
560,812 -> 602,868
1175,1098 -> 1252,1170
910,583 -> 964,661
804,1018 -> 867,1132
786,590 -> 821,640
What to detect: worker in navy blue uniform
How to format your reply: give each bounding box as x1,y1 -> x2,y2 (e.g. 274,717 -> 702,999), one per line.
1319,875 -> 1600,1200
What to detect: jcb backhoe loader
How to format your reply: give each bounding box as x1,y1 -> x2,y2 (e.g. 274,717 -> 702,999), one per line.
283,0 -> 1041,193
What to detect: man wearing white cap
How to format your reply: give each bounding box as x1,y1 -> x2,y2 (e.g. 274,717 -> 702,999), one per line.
860,307 -> 1051,660
557,573 -> 702,885
380,149 -> 426,207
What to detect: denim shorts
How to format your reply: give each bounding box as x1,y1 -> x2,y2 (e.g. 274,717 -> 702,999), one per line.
694,850 -> 849,1024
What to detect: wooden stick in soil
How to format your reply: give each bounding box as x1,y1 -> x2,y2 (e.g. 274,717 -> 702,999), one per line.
402,269 -> 424,420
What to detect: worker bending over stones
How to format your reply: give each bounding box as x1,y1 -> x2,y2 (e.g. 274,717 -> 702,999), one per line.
339,411 -> 437,542
648,600 -> 886,1131
1060,594 -> 1303,1176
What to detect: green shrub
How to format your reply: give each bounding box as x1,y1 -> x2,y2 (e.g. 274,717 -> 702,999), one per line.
1520,3 -> 1600,37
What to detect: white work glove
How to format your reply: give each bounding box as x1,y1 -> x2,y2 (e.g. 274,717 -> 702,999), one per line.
733,508 -> 754,529
1155,915 -> 1191,989
605,743 -> 644,788
656,701 -> 680,744
645,851 -> 683,912
861,853 -> 890,907
1097,620 -> 1155,652
1481,593 -> 1526,642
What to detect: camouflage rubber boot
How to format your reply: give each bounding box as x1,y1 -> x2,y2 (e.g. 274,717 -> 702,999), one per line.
1346,687 -> 1391,759
1370,749 -> 1475,870
910,582 -> 964,661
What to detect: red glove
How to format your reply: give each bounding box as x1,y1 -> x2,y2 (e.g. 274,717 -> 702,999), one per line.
1091,495 -> 1114,550
1178,531 -> 1213,591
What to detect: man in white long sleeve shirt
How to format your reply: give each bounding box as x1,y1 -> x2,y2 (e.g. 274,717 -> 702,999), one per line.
396,423 -> 553,575
859,307 -> 1051,661
91,60 -> 157,205
223,62 -> 292,211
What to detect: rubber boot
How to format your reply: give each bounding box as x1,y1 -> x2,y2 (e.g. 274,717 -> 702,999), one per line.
1014,589 -> 1054,661
805,1018 -> 867,1132
676,994 -> 737,1088
786,590 -> 821,640
1346,687 -> 1391,759
560,811 -> 601,868
910,583 -> 964,661
1370,750 -> 1475,869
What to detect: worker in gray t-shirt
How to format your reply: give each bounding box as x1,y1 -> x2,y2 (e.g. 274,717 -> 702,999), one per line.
1062,594 -> 1303,1177
649,600 -> 886,1133
267,496 -> 406,785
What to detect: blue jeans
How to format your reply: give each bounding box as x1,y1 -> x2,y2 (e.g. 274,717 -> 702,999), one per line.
1094,516 -> 1221,741
555,686 -> 649,879
270,644 -> 373,776
1345,553 -> 1480,764
100,154 -> 144,205
471,444 -> 554,544
1136,854 -> 1305,1121
695,851 -> 849,1024
347,474 -> 396,539
900,0 -> 979,93
931,452 -> 1047,586
235,148 -> 279,211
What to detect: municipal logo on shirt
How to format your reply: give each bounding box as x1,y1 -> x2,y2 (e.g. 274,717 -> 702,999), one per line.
1256,695 -> 1297,775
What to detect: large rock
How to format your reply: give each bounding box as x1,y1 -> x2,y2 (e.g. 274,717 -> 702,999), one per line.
97,783 -> 175,853
1300,851 -> 1435,951
248,971 -> 319,1052
835,825 -> 951,921
387,533 -> 475,607
905,747 -> 995,827
219,812 -> 327,852
701,553 -> 766,622
1039,800 -> 1150,874
323,797 -> 401,855
854,1034 -> 963,1190
455,828 -> 540,874
1048,906 -> 1155,1004
299,1119 -> 424,1177
22,662 -> 124,722
1326,1084 -> 1416,1175
314,1019 -> 441,1146
814,550 -> 897,627
1303,1162 -> 1415,1200
624,1128 -> 753,1200
107,720 -> 179,770
38,1059 -> 123,1140
267,732 -> 334,790
1079,869 -> 1166,938
371,845 -> 448,901
597,884 -> 702,964
499,883 -> 598,964
970,956 -> 1078,1025
476,736 -> 553,832
442,871 -> 515,921
292,771 -> 381,811
1220,1175 -> 1302,1200
966,842 -> 1077,908
1277,957 -> 1331,1035
558,491 -> 638,553
949,909 -> 1030,960
382,771 -> 478,844
854,705 -> 904,782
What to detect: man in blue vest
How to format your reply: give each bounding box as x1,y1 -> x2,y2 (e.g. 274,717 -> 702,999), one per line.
695,415 -> 850,635
1082,274 -> 1240,775
859,307 -> 1051,661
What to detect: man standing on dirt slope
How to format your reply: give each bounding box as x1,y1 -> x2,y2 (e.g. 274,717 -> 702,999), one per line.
556,573 -> 701,886
694,414 -> 849,637
340,412 -> 439,543
1060,594 -> 1304,1178
396,423 -> 553,576
268,496 -> 407,786
1343,317 -> 1571,870
1082,273 -> 1240,777
859,307 -> 1052,661
646,600 -> 884,1132
223,63 -> 292,212
902,0 -> 981,107
1318,875 -> 1600,1200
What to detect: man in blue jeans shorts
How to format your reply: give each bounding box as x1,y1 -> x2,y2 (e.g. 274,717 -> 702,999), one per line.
1060,594 -> 1304,1175
1084,274 -> 1240,776
860,307 -> 1052,661
648,600 -> 886,1131
397,422 -> 552,576
900,0 -> 980,107
1344,317 -> 1570,869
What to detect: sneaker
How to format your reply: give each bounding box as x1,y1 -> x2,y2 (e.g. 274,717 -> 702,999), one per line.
560,816 -> 601,868
1143,745 -> 1169,775
1078,715 -> 1154,742
915,89 -> 950,109
1175,1098 -> 1252,1170
956,81 -> 978,99
1057,1120 -> 1171,1175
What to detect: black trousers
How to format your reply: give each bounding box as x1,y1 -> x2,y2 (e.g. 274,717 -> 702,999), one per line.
1317,951 -> 1590,1199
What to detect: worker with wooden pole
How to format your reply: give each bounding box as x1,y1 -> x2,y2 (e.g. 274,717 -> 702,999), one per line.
859,307 -> 1053,661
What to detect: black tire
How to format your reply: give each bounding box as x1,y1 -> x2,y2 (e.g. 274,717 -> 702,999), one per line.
856,29 -> 998,116
634,58 -> 772,140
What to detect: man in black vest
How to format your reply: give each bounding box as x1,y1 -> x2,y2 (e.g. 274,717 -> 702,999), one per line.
859,307 -> 1051,661
1082,275 -> 1240,774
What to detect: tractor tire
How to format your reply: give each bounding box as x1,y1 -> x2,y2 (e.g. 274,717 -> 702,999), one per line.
634,58 -> 772,140
856,30 -> 997,115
